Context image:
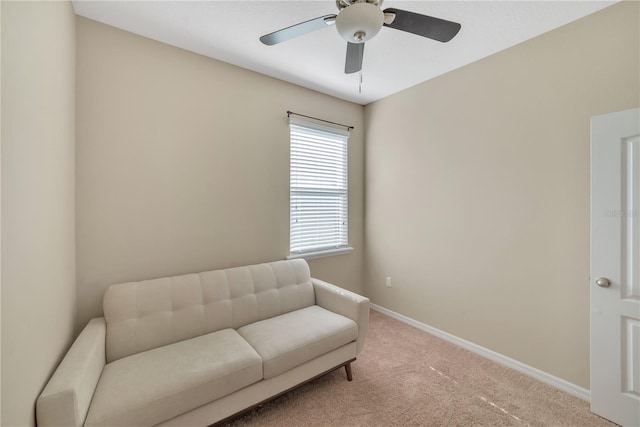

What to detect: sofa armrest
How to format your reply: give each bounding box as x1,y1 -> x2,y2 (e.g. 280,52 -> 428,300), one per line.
312,278 -> 370,355
37,317 -> 106,427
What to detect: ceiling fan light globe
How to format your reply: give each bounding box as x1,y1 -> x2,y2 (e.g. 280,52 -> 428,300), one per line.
335,2 -> 384,43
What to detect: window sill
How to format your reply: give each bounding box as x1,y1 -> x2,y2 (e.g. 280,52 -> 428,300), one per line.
287,247 -> 354,261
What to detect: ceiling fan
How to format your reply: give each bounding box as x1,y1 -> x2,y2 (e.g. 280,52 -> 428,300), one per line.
259,0 -> 462,75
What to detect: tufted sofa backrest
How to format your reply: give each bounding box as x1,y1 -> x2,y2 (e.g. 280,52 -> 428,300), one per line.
103,259 -> 314,363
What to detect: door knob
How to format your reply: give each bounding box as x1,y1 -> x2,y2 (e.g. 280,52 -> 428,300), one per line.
595,277 -> 612,288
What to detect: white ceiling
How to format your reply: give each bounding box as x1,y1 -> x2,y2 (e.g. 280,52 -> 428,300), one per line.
72,1 -> 617,105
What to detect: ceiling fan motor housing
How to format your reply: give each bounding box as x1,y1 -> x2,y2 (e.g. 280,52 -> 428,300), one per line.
336,0 -> 383,10
335,2 -> 384,43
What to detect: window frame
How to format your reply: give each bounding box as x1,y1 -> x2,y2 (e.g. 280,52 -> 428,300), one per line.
287,117 -> 353,260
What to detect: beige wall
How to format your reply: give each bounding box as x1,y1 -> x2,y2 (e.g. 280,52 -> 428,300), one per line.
75,17 -> 365,329
1,2 -> 3,419
364,1 -> 639,389
1,2 -> 77,426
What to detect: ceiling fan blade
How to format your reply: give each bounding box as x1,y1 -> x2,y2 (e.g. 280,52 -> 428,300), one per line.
345,42 -> 364,74
260,14 -> 337,46
383,8 -> 461,42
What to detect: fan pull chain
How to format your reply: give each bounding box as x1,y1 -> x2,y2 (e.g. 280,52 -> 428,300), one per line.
359,69 -> 363,94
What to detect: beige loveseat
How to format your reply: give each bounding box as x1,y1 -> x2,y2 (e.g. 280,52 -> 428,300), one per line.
36,259 -> 369,426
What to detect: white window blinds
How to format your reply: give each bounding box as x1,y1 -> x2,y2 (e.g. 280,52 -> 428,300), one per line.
290,118 -> 349,256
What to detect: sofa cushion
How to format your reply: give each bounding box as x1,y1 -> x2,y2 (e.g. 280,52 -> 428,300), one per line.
238,305 -> 358,379
84,329 -> 262,427
103,259 -> 315,362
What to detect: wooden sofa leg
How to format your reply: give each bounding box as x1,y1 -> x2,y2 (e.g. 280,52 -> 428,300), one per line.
345,362 -> 353,381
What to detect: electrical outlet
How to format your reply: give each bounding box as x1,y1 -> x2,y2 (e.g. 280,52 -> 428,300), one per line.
385,277 -> 392,288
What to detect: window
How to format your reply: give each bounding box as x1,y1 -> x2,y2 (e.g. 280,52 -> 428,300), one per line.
288,118 -> 352,258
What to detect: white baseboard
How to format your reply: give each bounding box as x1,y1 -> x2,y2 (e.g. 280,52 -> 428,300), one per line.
370,303 -> 591,401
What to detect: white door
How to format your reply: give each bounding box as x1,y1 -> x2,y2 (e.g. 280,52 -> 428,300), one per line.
591,108 -> 640,427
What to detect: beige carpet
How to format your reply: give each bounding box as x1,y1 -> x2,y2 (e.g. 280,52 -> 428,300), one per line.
227,310 -> 615,426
